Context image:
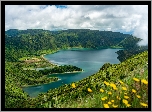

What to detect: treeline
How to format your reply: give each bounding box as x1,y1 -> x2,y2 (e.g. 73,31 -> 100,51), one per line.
39,65 -> 83,75
5,62 -> 59,87
5,29 -> 137,62
12,51 -> 148,108
5,61 -> 59,108
116,36 -> 148,62
5,29 -> 148,108
35,51 -> 148,108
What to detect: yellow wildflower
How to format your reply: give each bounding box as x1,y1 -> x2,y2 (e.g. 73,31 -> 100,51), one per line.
104,96 -> 108,99
124,92 -> 127,95
71,83 -> 76,88
101,98 -> 106,101
100,88 -> 104,93
110,83 -> 116,88
111,100 -> 114,103
122,87 -> 127,91
136,95 -> 141,99
112,104 -> 118,108
140,102 -> 148,107
126,104 -> 131,107
122,99 -> 128,105
108,91 -> 112,95
113,87 -> 118,90
132,89 -> 136,93
133,77 -> 140,82
87,88 -> 92,92
116,96 -> 121,100
141,79 -> 148,85
103,104 -> 109,108
124,96 -> 129,99
104,81 -> 110,86
108,101 -> 112,105
119,80 -> 124,84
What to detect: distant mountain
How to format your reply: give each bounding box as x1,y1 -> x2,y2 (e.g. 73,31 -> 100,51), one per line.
5,29 -> 147,62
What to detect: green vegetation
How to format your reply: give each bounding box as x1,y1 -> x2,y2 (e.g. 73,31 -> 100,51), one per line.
116,45 -> 148,62
34,51 -> 148,108
19,56 -> 57,69
5,50 -> 147,108
5,61 -> 59,108
39,65 -> 83,75
5,62 -> 59,87
5,29 -> 148,108
5,29 -> 140,61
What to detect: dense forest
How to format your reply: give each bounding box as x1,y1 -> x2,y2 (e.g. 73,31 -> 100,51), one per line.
4,29 -> 148,108
39,65 -> 83,75
5,29 -> 147,62
5,51 -> 148,108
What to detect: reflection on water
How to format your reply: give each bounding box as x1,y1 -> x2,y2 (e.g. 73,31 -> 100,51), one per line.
23,48 -> 121,97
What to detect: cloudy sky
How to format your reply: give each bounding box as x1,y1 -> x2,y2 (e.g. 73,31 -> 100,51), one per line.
5,5 -> 148,45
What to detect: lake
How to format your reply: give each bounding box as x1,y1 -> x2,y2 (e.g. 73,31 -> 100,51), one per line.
23,48 -> 121,97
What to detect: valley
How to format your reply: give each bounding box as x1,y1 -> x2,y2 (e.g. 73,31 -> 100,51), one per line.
5,29 -> 148,108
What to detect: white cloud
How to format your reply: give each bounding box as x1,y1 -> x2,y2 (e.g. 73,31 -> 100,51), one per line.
5,5 -> 148,45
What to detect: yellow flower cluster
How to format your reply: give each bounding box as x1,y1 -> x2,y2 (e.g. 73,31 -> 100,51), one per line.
100,77 -> 147,108
122,99 -> 131,107
103,100 -> 118,108
111,100 -> 114,103
108,91 -> 112,95
103,99 -> 118,108
108,101 -> 112,105
136,95 -> 141,99
101,96 -> 107,101
124,96 -> 129,99
133,77 -> 140,82
103,104 -> 109,108
141,79 -> 148,85
132,89 -> 136,93
122,87 -> 127,91
110,83 -> 118,90
119,80 -> 124,84
88,88 -> 92,92
71,83 -> 76,88
100,88 -> 104,93
122,99 -> 128,104
140,102 -> 148,107
104,81 -> 110,86
133,77 -> 148,85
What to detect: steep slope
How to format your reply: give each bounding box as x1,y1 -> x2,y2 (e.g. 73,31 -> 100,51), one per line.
19,51 -> 148,108
4,29 -> 148,108
5,29 -> 135,62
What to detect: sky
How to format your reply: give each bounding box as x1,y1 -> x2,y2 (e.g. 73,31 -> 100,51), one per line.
5,5 -> 148,46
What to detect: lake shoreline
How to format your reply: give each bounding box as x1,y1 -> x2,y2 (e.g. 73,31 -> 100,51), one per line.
41,54 -> 60,66
48,70 -> 84,75
21,78 -> 61,88
22,48 -> 121,97
40,46 -> 123,67
22,48 -> 119,88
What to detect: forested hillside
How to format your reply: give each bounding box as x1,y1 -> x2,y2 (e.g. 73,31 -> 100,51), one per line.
4,29 -> 148,108
5,29 -> 148,62
5,51 -> 148,108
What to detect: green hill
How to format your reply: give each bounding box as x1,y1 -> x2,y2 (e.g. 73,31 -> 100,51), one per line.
5,50 -> 147,108
5,29 -> 142,61
37,50 -> 148,108
4,29 -> 148,108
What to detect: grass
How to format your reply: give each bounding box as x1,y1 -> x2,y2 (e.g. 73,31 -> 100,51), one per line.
19,56 -> 57,69
42,63 -> 148,108
13,51 -> 147,108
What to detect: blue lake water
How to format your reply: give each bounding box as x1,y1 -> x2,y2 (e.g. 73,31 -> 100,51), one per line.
23,48 -> 121,97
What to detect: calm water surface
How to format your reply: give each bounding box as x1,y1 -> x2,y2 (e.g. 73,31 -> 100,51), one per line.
23,48 -> 121,97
